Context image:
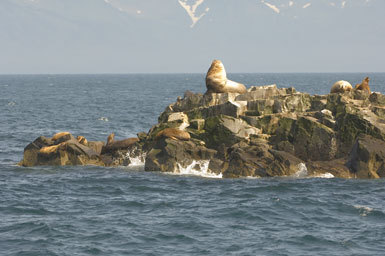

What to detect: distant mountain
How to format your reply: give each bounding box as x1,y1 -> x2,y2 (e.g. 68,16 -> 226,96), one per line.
0,0 -> 384,73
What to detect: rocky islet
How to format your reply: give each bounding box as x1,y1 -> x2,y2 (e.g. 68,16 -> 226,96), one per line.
19,80 -> 385,179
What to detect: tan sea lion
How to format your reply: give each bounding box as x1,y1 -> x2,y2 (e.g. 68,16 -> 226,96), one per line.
107,133 -> 115,145
39,142 -> 65,155
52,132 -> 70,141
330,80 -> 353,93
205,60 -> 247,94
355,77 -> 371,94
155,128 -> 191,141
77,136 -> 88,146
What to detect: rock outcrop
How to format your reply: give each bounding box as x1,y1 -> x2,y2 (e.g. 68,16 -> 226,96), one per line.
19,83 -> 385,179
19,132 -> 141,167
140,84 -> 385,178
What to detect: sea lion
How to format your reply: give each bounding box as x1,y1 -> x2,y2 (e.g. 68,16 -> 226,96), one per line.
355,77 -> 371,94
107,133 -> 115,145
102,135 -> 139,154
205,60 -> 247,94
52,132 -> 70,141
77,136 -> 88,146
39,142 -> 65,155
155,128 -> 191,141
330,80 -> 353,93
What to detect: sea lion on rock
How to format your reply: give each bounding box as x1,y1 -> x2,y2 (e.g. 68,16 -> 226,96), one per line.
39,143 -> 65,155
52,132 -> 70,141
330,80 -> 353,93
205,60 -> 247,94
102,133 -> 139,153
155,128 -> 191,141
77,136 -> 88,146
355,77 -> 371,94
107,133 -> 115,145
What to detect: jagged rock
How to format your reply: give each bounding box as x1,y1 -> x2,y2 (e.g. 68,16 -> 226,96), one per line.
88,141 -> 105,155
346,134 -> 385,178
145,138 -> 216,173
186,100 -> 247,119
306,159 -> 352,178
369,92 -> 385,105
203,115 -> 260,148
291,116 -> 337,161
20,134 -> 103,167
224,142 -> 303,178
189,119 -> 205,130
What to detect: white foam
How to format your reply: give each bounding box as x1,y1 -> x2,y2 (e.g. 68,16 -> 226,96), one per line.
126,151 -> 145,167
354,205 -> 373,217
291,163 -> 308,178
98,117 -> 109,122
313,172 -> 335,179
173,160 -> 223,179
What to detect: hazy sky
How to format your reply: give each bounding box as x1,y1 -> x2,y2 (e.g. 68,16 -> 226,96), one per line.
1,0 -> 384,74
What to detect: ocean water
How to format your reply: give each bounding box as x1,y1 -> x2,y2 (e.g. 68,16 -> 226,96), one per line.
1,73 -> 385,255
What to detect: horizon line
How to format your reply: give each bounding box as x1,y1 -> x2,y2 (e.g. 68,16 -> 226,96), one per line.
1,71 -> 384,76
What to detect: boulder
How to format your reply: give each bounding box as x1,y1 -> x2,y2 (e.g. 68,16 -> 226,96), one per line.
20,135 -> 103,167
145,138 -> 216,173
291,116 -> 337,161
224,142 -> 303,178
203,115 -> 261,148
346,134 -> 385,179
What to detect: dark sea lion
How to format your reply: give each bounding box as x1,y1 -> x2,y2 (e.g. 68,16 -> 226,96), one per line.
155,128 -> 191,141
102,133 -> 139,153
205,60 -> 247,94
355,77 -> 371,94
330,80 -> 353,93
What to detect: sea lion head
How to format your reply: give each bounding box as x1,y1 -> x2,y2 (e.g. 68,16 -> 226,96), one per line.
107,133 -> 115,145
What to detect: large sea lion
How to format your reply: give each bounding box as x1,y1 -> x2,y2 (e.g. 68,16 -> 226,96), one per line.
330,80 -> 353,93
205,60 -> 247,94
155,128 -> 191,141
355,77 -> 371,94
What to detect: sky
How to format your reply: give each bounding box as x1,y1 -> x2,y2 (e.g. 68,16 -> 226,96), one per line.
0,0 -> 384,74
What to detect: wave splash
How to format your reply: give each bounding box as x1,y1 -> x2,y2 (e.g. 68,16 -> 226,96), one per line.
292,163 -> 308,178
125,151 -> 146,167
291,163 -> 335,179
174,160 -> 223,179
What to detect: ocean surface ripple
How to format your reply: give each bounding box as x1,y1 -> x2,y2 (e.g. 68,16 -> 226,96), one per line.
1,73 -> 385,255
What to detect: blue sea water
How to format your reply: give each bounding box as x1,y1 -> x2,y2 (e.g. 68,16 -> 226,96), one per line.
1,73 -> 385,255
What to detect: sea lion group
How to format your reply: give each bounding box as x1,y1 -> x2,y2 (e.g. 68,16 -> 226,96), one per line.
330,77 -> 371,94
45,61 -> 372,147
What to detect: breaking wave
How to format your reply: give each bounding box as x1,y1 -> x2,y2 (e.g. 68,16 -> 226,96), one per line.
291,163 -> 308,178
126,151 -> 146,167
174,160 -> 223,179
